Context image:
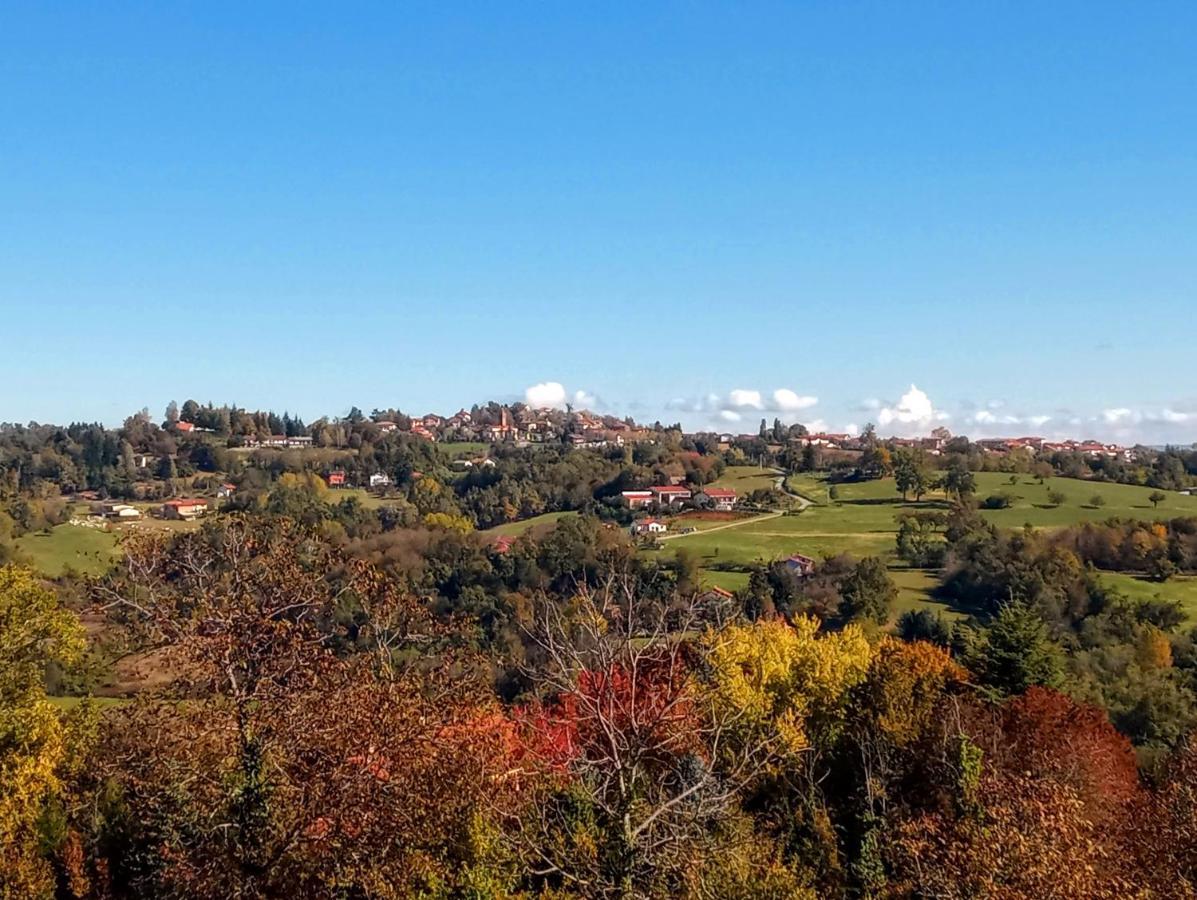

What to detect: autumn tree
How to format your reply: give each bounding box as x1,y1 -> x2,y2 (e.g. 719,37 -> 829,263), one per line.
512,574 -> 797,897
0,566 -> 91,898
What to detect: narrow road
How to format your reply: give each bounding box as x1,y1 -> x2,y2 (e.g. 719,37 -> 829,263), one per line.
771,467 -> 813,510
657,510 -> 782,541
656,469 -> 810,542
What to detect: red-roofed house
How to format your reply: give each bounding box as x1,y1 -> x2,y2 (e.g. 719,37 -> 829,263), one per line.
326,471 -> 347,488
174,420 -> 195,433
621,490 -> 654,509
161,498 -> 208,519
697,487 -> 737,511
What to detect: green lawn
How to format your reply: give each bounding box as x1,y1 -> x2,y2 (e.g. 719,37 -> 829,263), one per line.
1096,572 -> 1197,621
709,465 -> 780,494
784,473 -> 830,505
970,473 -> 1197,528
329,487 -> 393,509
483,510 -> 578,537
701,569 -> 751,592
437,441 -> 490,459
890,568 -> 968,625
15,525 -> 120,577
656,472 -> 1197,602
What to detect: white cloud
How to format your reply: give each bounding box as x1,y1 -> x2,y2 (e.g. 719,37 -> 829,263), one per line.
877,385 -> 949,435
727,389 -> 763,410
667,386 -> 820,427
1102,408 -> 1134,425
772,388 -> 819,412
524,381 -> 599,410
804,419 -> 828,434
844,423 -> 860,437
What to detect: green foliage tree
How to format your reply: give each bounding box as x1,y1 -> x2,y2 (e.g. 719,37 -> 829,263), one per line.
972,601 -> 1063,696
838,557 -> 897,624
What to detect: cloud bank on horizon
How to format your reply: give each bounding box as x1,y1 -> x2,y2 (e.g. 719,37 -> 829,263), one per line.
522,380 -> 1197,445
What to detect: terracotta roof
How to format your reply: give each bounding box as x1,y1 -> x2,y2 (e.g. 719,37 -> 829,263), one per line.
702,488 -> 737,498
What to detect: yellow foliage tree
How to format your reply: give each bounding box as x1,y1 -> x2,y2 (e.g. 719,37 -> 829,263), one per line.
1136,626 -> 1174,670
422,511 -> 474,534
701,616 -> 872,759
853,638 -> 968,748
0,566 -> 87,898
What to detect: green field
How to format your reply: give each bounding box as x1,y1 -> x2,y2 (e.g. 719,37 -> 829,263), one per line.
656,472 -> 1197,606
890,568 -> 968,624
1096,572 -> 1197,620
15,525 -> 120,577
709,465 -> 780,494
437,441 -> 490,459
483,510 -> 578,537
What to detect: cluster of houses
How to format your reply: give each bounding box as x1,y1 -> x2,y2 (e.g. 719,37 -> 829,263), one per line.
380,406 -> 651,448
87,497 -> 212,522
782,431 -> 1136,461
974,437 -> 1134,459
622,484 -> 740,535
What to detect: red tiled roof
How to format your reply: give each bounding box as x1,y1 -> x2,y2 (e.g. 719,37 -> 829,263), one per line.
164,498 -> 206,507
649,485 -> 691,493
703,488 -> 737,498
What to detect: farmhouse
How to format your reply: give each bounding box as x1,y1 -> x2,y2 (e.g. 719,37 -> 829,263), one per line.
95,501 -> 141,519
369,472 -> 392,489
162,498 -> 208,520
621,490 -> 654,509
783,553 -> 817,577
217,483 -> 236,499
697,487 -> 737,511
649,485 -> 692,506
631,519 -> 668,535
375,420 -> 400,433
326,471 -> 347,488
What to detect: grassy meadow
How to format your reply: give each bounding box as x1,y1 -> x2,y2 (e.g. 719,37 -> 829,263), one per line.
15,526 -> 120,577
708,465 -> 780,494
483,510 -> 578,537
657,471 -> 1197,616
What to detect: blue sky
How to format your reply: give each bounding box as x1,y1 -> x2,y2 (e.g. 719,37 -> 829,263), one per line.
2,2 -> 1195,442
